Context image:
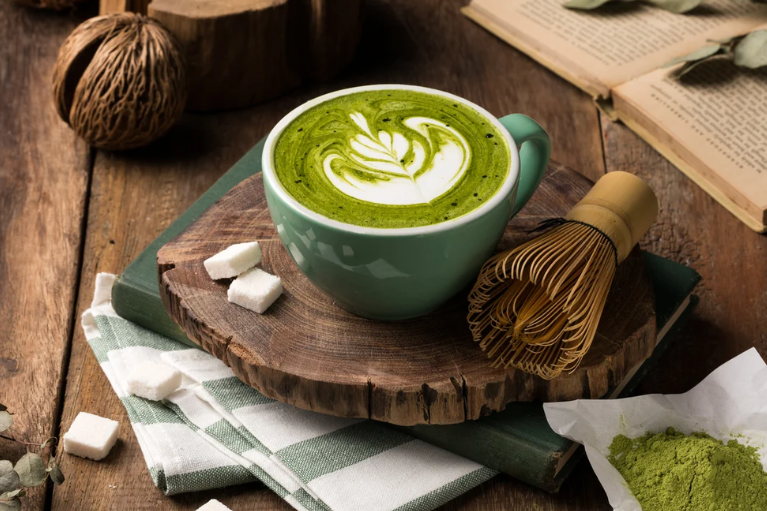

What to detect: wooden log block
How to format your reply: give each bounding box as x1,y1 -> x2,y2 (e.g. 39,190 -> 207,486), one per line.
99,0 -> 150,14
157,163 -> 656,426
296,0 -> 364,81
98,0 -> 363,110
137,0 -> 363,111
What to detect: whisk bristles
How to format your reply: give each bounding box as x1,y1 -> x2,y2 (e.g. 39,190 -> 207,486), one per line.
467,222 -> 617,380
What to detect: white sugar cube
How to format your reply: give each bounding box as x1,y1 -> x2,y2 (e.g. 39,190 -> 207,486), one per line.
228,268 -> 283,313
204,242 -> 262,280
125,361 -> 182,401
63,412 -> 119,461
196,500 -> 232,511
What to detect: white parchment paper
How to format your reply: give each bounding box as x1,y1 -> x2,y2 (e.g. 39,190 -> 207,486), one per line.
543,348 -> 767,511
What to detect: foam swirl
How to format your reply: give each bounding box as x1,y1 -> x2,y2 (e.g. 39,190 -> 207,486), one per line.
272,89 -> 510,229
323,113 -> 470,205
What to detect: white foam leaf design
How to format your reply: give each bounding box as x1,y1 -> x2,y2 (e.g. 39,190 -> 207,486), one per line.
323,112 -> 470,205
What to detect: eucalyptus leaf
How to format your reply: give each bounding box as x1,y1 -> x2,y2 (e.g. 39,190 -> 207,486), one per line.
0,464 -> 12,479
0,412 -> 12,433
0,497 -> 20,511
47,462 -> 64,486
645,0 -> 702,13
0,489 -> 23,498
663,44 -> 722,68
564,0 -> 618,9
734,29 -> 767,69
40,438 -> 56,450
0,463 -> 19,494
14,453 -> 46,487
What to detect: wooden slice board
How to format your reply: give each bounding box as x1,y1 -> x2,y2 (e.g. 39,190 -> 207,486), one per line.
157,163 -> 656,426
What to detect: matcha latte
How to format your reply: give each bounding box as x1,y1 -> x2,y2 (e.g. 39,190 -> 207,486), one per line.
272,89 -> 511,228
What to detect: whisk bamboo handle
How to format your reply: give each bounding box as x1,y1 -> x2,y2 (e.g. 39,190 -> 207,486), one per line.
566,172 -> 658,263
467,171 -> 658,379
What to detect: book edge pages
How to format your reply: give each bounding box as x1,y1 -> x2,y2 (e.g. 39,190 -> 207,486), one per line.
611,90 -> 767,233
461,4 -> 610,99
553,294 -> 695,476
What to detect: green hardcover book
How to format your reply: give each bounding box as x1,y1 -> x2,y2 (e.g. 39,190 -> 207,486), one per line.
112,140 -> 700,492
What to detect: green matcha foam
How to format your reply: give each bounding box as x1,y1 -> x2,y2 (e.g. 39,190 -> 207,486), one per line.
273,89 -> 511,229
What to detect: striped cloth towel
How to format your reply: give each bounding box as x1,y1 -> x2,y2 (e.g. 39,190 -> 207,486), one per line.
82,273 -> 497,511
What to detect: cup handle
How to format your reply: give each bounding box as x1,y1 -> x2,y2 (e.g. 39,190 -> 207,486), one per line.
499,114 -> 551,216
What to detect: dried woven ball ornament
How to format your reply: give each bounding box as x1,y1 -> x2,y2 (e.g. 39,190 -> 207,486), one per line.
52,13 -> 187,151
467,172 -> 658,380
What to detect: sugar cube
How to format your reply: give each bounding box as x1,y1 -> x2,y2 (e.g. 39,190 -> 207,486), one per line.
228,268 -> 283,313
125,361 -> 182,401
204,242 -> 262,280
63,412 -> 119,461
196,500 -> 232,511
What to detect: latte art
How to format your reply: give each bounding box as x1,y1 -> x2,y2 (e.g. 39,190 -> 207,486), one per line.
323,113 -> 471,205
273,89 -> 510,229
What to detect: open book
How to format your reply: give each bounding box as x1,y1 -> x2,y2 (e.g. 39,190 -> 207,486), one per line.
463,0 -> 767,232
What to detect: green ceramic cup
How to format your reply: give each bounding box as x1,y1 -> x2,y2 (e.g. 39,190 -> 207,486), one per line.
262,85 -> 551,320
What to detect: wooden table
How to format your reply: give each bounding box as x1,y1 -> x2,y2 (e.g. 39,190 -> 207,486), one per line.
1,0 -> 764,509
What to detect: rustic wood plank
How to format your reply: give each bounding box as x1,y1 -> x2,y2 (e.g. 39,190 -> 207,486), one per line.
0,3 -> 91,511
600,113 -> 767,395
53,0 -> 607,508
148,0 -> 363,111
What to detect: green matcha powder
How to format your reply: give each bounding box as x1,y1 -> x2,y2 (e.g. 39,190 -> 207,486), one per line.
608,427 -> 767,511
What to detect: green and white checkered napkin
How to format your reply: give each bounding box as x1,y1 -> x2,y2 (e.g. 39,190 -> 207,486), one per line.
82,274 -> 496,510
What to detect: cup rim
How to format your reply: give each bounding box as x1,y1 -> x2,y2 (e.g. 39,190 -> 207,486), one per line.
262,84 -> 519,236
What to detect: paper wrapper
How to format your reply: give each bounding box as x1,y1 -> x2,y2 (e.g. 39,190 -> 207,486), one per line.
543,348 -> 767,511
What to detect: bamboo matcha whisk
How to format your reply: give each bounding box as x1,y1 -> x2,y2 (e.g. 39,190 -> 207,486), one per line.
467,171 -> 658,380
